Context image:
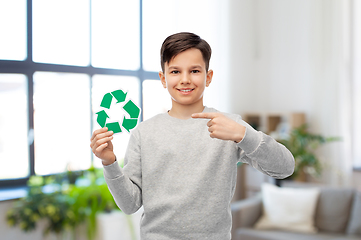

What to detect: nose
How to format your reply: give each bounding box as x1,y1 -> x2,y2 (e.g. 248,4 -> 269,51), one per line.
180,73 -> 191,84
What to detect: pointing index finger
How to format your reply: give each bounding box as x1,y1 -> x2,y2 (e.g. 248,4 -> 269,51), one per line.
191,112 -> 218,119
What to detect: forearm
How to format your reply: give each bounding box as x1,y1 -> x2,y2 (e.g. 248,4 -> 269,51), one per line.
103,161 -> 142,214
238,125 -> 295,179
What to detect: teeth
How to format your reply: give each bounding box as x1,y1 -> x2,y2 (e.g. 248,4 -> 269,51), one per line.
180,89 -> 192,92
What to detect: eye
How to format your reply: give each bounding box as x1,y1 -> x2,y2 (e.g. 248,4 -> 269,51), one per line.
191,70 -> 200,73
171,70 -> 179,74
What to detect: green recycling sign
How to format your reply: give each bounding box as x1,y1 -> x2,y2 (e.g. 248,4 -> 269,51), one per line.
96,89 -> 141,133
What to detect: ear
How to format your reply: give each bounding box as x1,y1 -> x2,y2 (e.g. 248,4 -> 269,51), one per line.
159,71 -> 167,88
206,69 -> 213,87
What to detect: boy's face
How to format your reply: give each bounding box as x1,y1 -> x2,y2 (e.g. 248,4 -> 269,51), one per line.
159,48 -> 213,109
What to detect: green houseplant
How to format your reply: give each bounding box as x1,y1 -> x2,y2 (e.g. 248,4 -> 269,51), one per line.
6,165 -> 135,240
278,124 -> 340,181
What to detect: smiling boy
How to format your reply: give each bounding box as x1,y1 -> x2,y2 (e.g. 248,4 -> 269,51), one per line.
90,32 -> 294,240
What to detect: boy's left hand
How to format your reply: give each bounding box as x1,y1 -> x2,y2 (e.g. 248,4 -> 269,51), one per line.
192,112 -> 246,143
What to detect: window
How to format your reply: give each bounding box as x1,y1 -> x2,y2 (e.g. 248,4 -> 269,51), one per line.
32,0 -> 90,66
142,80 -> 171,121
0,0 -> 160,186
91,0 -> 140,70
0,0 -> 228,188
0,0 -> 27,61
0,74 -> 29,180
33,72 -> 91,175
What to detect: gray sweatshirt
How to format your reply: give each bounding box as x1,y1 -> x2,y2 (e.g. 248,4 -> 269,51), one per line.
103,107 -> 294,240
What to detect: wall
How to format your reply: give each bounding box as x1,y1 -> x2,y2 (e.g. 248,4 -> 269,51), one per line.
227,0 -> 353,186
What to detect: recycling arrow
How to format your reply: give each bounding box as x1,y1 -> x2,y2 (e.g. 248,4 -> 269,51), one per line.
111,90 -> 127,103
122,117 -> 138,132
100,93 -> 113,109
96,110 -> 109,128
123,100 -> 140,118
106,122 -> 122,133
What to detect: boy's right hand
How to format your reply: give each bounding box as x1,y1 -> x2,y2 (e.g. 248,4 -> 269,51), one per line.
90,127 -> 116,166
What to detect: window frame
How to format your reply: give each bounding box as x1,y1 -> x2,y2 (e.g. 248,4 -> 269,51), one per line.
0,0 -> 159,189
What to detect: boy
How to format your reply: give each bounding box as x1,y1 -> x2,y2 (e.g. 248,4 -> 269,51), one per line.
90,32 -> 294,240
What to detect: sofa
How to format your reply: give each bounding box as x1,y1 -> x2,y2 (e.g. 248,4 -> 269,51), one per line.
231,183 -> 361,240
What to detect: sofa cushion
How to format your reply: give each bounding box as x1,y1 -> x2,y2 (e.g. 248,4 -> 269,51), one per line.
315,188 -> 354,233
236,228 -> 357,240
346,191 -> 361,235
254,183 -> 320,233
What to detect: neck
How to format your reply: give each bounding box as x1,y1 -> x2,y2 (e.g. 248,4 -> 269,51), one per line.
168,101 -> 205,120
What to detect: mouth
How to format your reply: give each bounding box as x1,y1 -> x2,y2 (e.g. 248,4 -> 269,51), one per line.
177,88 -> 194,93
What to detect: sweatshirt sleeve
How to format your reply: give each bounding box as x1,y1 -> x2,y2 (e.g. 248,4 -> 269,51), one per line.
236,117 -> 295,179
103,132 -> 142,215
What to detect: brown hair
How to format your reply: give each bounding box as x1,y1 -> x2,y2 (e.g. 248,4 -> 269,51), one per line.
160,32 -> 212,72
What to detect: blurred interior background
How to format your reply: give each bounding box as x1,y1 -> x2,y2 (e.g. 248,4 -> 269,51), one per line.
0,0 -> 360,239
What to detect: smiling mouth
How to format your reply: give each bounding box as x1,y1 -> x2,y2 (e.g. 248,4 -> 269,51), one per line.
177,88 -> 194,93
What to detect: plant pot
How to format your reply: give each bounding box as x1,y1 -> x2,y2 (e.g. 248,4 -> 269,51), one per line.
95,208 -> 143,240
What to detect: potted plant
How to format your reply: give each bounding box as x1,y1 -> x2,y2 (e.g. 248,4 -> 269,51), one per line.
278,124 -> 340,181
6,165 -> 136,240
